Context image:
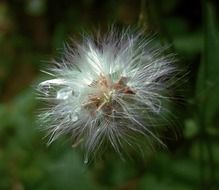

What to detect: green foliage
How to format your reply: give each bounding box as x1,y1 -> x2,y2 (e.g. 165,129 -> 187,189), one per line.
197,0 -> 219,126
0,0 -> 219,189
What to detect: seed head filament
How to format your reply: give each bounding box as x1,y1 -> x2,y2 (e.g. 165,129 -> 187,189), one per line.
84,74 -> 134,117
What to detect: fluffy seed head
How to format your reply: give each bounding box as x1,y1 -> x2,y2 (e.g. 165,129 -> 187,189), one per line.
37,29 -> 177,163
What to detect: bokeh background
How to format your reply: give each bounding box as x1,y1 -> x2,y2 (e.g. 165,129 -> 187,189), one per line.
0,0 -> 219,189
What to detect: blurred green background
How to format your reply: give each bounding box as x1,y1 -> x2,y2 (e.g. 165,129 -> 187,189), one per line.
0,0 -> 219,189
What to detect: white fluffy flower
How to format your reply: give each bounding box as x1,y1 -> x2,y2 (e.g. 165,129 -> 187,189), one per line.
37,29 -> 177,162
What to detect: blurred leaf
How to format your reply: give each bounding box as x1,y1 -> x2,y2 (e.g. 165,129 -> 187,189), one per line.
196,0 -> 219,126
165,18 -> 189,36
173,32 -> 203,55
46,151 -> 96,190
170,159 -> 199,184
137,173 -> 194,190
136,153 -> 198,190
184,119 -> 198,138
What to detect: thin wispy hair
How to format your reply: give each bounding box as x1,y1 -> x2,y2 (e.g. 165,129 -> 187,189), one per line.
37,28 -> 178,163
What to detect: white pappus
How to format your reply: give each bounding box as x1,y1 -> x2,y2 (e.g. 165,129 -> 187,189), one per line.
37,28 -> 177,163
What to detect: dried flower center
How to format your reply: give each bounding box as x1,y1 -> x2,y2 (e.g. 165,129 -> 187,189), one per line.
84,74 -> 134,116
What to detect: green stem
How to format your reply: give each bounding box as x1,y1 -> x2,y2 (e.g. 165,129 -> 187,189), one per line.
197,0 -> 216,189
